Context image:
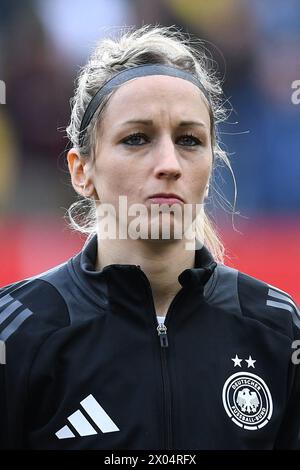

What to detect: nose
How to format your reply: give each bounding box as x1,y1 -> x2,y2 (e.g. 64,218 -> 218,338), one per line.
153,136 -> 182,180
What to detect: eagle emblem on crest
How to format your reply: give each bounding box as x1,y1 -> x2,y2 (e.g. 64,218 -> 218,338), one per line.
222,371 -> 273,430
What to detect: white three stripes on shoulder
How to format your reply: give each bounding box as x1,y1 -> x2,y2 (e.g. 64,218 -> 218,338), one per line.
0,293 -> 34,344
55,394 -> 120,439
267,286 -> 300,319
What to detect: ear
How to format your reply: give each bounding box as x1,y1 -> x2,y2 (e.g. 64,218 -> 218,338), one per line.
67,148 -> 96,198
204,184 -> 210,199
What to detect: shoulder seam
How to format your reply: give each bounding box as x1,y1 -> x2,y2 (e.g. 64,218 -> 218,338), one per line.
32,278 -> 72,326
67,259 -> 107,309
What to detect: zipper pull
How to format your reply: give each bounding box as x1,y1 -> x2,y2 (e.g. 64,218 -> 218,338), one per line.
157,323 -> 168,348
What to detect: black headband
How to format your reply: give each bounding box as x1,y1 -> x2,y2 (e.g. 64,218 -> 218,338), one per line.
78,64 -> 211,148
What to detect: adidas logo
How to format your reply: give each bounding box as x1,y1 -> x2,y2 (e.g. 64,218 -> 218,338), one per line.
55,394 -> 120,439
267,285 -> 300,327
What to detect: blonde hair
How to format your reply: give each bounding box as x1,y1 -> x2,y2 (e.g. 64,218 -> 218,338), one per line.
66,25 -> 232,263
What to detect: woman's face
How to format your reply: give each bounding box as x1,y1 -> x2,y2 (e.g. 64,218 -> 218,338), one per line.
90,75 -> 213,241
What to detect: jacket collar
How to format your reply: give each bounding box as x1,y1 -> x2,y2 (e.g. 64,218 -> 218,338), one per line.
70,234 -> 217,309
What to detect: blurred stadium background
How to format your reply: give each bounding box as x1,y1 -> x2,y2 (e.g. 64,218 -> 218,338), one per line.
0,0 -> 299,302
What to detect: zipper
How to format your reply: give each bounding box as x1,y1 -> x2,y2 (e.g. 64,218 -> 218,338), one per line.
137,266 -> 186,450
157,323 -> 168,347
157,290 -> 186,450
156,321 -> 172,449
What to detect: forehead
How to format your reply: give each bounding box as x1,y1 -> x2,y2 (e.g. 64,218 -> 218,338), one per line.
102,75 -> 211,128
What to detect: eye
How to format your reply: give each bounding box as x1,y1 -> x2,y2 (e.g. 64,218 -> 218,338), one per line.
177,134 -> 202,147
122,132 -> 149,146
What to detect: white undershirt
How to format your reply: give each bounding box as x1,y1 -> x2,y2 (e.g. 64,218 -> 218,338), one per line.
157,315 -> 165,324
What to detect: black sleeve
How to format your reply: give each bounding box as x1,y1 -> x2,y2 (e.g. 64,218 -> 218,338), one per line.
0,281 -> 29,449
237,273 -> 300,449
0,357 -> 8,449
0,279 -> 70,449
275,323 -> 300,449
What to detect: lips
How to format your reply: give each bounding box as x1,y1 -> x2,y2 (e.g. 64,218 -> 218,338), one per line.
148,193 -> 185,204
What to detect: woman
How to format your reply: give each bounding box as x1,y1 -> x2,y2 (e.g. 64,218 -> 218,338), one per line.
1,25 -> 299,450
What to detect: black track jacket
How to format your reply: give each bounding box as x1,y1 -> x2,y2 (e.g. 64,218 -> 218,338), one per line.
1,235 -> 300,450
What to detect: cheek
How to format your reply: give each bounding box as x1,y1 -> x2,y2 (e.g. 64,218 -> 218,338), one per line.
190,163 -> 211,195
94,160 -> 137,202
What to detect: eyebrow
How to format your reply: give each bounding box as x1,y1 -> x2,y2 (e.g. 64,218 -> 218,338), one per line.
119,119 -> 208,128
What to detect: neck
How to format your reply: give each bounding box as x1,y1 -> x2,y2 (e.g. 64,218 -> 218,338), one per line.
96,235 -> 196,316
